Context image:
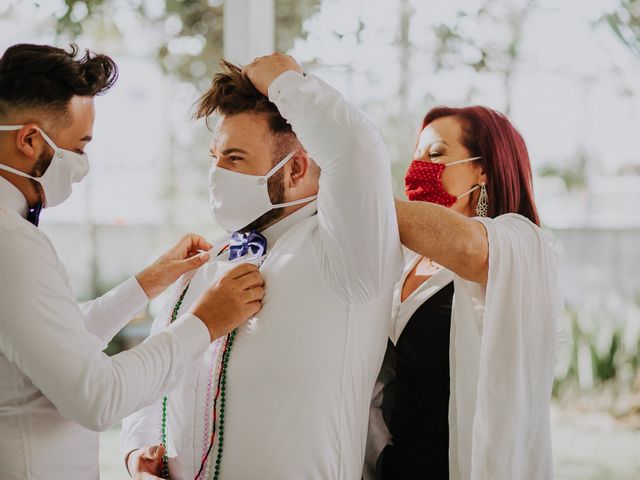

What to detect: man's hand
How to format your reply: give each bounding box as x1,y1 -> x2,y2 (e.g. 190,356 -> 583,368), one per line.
136,234 -> 213,300
126,445 -> 165,478
244,53 -> 304,97
192,263 -> 265,341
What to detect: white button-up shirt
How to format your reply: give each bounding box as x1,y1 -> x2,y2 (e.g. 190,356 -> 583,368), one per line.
122,71 -> 403,479
0,176 -> 211,480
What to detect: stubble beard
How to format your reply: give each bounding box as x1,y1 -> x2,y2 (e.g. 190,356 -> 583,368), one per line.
238,168 -> 286,233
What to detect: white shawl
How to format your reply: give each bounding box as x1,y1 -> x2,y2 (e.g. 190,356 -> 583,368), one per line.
450,213 -> 559,479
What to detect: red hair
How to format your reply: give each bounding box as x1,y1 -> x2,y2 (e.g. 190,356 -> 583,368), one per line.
421,106 -> 540,226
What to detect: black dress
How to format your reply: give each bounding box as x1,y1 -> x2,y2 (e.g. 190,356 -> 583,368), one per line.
376,281 -> 454,479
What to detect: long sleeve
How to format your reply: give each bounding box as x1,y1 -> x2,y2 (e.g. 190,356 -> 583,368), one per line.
120,293 -> 180,458
0,228 -> 210,432
268,71 -> 402,304
79,276 -> 149,347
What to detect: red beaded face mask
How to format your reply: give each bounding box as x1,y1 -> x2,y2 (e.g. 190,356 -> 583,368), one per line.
404,157 -> 482,207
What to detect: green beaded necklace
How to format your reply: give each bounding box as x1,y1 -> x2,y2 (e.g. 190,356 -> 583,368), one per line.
160,283 -> 237,480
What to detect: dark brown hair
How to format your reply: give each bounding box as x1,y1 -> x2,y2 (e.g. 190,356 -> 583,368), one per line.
422,106 -> 540,226
0,43 -> 118,122
194,60 -> 294,138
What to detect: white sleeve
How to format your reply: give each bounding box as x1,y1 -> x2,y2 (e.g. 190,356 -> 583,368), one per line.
461,214 -> 559,480
268,71 -> 402,304
120,297 -> 176,460
0,230 -> 210,432
79,277 -> 149,347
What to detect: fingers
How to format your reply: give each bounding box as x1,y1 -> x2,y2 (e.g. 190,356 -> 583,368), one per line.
243,286 -> 265,303
225,262 -> 259,279
152,444 -> 166,459
143,444 -> 165,461
188,250 -> 210,265
173,250 -> 210,275
177,233 -> 212,256
243,53 -> 303,96
246,300 -> 262,317
238,271 -> 264,291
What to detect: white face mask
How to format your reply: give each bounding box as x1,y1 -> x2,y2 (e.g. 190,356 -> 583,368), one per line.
0,125 -> 89,207
209,151 -> 318,232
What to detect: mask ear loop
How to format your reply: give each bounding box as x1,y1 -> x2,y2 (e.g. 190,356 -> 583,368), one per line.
262,151 -> 297,180
446,156 -> 483,200
455,184 -> 480,200
0,124 -> 63,158
445,156 -> 482,167
261,150 -> 319,208
0,125 -> 44,181
35,128 -> 64,158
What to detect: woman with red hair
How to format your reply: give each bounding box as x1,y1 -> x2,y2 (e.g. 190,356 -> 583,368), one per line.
365,106 -> 559,480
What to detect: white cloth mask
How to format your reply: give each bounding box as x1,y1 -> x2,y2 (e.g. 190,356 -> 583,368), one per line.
209,151 -> 318,232
0,125 -> 89,207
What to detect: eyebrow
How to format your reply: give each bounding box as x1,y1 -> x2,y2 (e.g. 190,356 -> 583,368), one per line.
429,140 -> 449,147
209,147 -> 249,155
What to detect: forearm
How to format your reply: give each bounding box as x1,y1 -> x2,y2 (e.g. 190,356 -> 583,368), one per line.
395,199 -> 489,284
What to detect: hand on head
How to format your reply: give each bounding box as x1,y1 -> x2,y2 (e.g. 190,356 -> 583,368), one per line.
243,53 -> 304,96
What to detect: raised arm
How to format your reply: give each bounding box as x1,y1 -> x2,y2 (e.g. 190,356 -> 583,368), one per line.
394,199 -> 489,284
247,54 -> 402,303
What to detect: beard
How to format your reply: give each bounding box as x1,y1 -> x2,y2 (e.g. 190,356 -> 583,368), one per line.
238,168 -> 286,233
28,147 -> 52,205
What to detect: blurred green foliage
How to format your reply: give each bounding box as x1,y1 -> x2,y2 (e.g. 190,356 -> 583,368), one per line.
53,0 -> 319,85
604,0 -> 640,58
554,297 -> 640,414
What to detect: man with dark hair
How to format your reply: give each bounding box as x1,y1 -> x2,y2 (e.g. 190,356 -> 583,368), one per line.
0,44 -> 265,479
123,54 -> 402,479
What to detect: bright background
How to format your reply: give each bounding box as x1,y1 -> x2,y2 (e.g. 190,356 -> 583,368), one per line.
1,0 -> 640,478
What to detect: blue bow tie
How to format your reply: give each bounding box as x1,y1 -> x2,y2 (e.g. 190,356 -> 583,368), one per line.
229,231 -> 268,261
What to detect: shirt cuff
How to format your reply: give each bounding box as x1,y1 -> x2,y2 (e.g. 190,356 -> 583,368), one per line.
119,276 -> 151,312
166,312 -> 210,364
268,69 -> 307,107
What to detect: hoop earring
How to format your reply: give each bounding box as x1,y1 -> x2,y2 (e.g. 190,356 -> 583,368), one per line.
476,183 -> 488,217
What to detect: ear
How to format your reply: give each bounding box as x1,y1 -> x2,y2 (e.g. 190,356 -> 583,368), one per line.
475,163 -> 487,186
287,150 -> 310,188
15,125 -> 42,159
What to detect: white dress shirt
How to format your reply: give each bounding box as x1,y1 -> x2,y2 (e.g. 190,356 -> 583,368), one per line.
122,71 -> 403,479
0,176 -> 211,480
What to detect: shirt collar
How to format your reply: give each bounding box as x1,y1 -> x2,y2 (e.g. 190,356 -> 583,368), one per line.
0,176 -> 28,218
260,199 -> 318,247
